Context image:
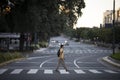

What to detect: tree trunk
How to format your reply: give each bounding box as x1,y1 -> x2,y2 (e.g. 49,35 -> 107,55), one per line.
19,32 -> 24,52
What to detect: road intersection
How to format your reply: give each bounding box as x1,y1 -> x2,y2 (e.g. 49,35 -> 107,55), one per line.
0,36 -> 120,80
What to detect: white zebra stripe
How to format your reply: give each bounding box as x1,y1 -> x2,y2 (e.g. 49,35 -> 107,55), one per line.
59,70 -> 69,74
10,69 -> 23,74
74,70 -> 86,74
0,69 -> 8,74
89,69 -> 102,74
104,70 -> 118,73
44,70 -> 53,74
27,69 -> 38,74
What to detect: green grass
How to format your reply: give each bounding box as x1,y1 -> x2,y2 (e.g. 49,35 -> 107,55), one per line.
110,52 -> 120,61
0,52 -> 23,63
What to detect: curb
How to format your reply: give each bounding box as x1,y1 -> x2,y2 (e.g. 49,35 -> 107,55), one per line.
102,56 -> 120,68
0,58 -> 25,67
33,48 -> 47,53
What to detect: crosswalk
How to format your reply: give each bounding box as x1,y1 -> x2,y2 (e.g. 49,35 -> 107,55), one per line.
44,49 -> 112,54
0,69 -> 119,75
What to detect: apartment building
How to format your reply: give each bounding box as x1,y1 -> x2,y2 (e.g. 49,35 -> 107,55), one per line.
103,8 -> 120,28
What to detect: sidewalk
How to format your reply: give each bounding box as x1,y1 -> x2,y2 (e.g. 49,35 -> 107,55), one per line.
102,56 -> 120,68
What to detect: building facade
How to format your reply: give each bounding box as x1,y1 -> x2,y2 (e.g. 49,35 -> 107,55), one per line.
103,8 -> 120,28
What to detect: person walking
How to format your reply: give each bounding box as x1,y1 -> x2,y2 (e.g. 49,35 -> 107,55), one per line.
56,44 -> 68,72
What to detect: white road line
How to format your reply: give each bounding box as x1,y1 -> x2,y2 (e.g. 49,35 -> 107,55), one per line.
104,70 -> 118,73
89,69 -> 102,74
59,70 -> 69,74
27,69 -> 38,74
74,58 -> 80,68
74,70 -> 86,74
44,70 -> 53,74
27,56 -> 50,60
10,69 -> 23,74
74,55 -> 100,69
77,62 -> 97,64
0,69 -> 8,74
40,58 -> 56,68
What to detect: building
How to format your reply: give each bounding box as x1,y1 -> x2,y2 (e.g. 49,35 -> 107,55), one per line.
0,33 -> 20,51
103,8 -> 120,28
103,10 -> 113,28
116,8 -> 120,26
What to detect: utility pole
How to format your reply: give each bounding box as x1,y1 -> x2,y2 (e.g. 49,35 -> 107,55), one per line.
112,0 -> 115,54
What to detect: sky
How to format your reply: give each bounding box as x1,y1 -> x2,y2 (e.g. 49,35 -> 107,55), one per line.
76,0 -> 120,28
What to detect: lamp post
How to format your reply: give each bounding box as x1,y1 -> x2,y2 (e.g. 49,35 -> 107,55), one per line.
112,0 -> 115,54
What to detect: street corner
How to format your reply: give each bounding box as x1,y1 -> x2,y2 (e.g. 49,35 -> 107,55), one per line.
102,56 -> 120,69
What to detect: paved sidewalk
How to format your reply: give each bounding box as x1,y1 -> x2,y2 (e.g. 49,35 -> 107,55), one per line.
103,56 -> 120,68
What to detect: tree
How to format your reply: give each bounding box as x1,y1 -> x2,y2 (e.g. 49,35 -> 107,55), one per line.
0,0 -> 86,51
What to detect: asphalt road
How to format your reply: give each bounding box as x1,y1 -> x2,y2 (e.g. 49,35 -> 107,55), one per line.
0,36 -> 120,80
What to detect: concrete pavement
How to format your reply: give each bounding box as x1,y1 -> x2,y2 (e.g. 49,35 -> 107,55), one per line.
102,56 -> 120,68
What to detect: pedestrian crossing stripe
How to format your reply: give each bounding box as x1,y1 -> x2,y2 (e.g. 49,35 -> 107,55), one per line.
44,70 -> 53,74
27,69 -> 39,74
59,70 -> 69,74
43,49 -> 112,54
89,69 -> 102,74
0,69 -> 119,75
10,69 -> 23,74
74,70 -> 85,74
0,69 -> 8,74
104,70 -> 118,73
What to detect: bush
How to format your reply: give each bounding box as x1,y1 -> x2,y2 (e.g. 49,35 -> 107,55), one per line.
0,52 -> 23,63
30,44 -> 40,50
38,41 -> 48,47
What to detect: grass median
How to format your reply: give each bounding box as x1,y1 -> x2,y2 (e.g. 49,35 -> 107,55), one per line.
110,52 -> 120,61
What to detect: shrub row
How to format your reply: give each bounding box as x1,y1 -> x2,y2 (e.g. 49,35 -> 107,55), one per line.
0,52 -> 23,63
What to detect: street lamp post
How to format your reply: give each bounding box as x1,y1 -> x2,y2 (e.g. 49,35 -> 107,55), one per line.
112,0 -> 115,54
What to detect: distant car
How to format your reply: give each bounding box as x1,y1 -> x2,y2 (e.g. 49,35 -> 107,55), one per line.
64,40 -> 69,46
51,40 -> 56,43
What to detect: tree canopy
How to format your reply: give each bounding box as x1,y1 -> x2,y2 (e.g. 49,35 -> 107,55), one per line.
0,0 -> 85,41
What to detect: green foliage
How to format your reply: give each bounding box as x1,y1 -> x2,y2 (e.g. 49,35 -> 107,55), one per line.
75,27 -> 120,44
0,0 -> 85,35
111,52 -> 120,61
0,52 -> 23,63
115,27 -> 120,43
98,28 -> 112,43
38,41 -> 48,48
0,0 -> 86,51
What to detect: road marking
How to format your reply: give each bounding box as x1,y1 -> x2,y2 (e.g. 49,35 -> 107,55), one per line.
59,70 -> 69,74
73,56 -> 95,68
0,69 -> 8,74
74,70 -> 86,74
104,70 -> 118,73
89,69 -> 102,74
40,58 -> 56,68
1,69 -> 119,75
77,62 -> 97,64
74,58 -> 80,68
27,56 -> 50,60
44,70 -> 53,74
27,69 -> 38,74
10,69 -> 23,74
44,50 -> 112,54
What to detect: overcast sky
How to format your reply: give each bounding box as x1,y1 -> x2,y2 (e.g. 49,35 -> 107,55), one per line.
76,0 -> 120,28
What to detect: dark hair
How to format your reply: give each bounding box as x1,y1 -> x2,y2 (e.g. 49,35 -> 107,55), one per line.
60,44 -> 64,48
